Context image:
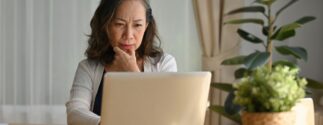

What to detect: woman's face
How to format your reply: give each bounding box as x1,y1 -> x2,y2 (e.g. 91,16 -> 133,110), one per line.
107,0 -> 148,53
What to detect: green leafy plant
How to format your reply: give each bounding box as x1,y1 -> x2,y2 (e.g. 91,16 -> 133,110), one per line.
209,0 -> 323,124
234,65 -> 307,112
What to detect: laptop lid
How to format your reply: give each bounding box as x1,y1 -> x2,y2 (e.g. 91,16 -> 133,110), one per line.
100,72 -> 211,125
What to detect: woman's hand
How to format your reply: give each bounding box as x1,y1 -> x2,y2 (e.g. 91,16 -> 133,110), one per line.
110,47 -> 141,72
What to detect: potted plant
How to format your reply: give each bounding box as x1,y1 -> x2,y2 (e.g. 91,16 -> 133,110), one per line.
234,65 -> 307,125
209,0 -> 323,124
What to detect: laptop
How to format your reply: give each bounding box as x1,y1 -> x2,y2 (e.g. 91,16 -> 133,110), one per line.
100,72 -> 211,125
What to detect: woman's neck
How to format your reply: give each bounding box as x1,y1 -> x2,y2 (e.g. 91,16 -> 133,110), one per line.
104,58 -> 144,72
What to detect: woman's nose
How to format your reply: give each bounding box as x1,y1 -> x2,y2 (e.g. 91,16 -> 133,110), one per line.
124,26 -> 134,40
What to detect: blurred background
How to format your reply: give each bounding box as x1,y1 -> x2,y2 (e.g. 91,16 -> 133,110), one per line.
0,0 -> 201,124
0,0 -> 322,124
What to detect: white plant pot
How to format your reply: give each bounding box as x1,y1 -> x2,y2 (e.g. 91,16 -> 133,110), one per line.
291,98 -> 315,125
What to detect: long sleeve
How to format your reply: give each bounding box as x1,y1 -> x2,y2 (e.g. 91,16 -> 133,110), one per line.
65,60 -> 101,125
144,53 -> 178,72
158,54 -> 177,72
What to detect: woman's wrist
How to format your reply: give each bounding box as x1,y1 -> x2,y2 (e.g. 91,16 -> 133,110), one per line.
130,65 -> 141,72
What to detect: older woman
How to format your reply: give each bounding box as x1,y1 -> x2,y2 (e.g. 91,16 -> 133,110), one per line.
65,0 -> 177,124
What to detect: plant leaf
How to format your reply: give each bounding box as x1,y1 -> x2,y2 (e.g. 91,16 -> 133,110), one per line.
272,30 -> 296,41
211,83 -> 234,92
255,0 -> 277,5
221,56 -> 247,65
224,19 -> 264,25
238,28 -> 264,44
209,105 -> 241,123
275,46 -> 308,61
272,23 -> 301,41
272,17 -> 315,41
234,68 -> 250,79
244,51 -> 270,70
276,0 -> 298,17
226,6 -> 265,15
225,91 -> 242,115
262,26 -> 269,36
277,23 -> 301,34
295,16 -> 316,25
306,78 -> 323,89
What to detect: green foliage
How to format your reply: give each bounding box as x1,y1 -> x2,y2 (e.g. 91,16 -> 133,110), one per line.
272,16 -> 316,41
237,29 -> 264,44
211,83 -> 235,92
233,65 -> 307,112
244,51 -> 270,70
224,19 -> 264,25
255,0 -> 277,5
222,0 -> 317,73
235,68 -> 251,79
221,56 -> 246,65
275,46 -> 307,61
295,16 -> 316,25
226,6 -> 265,15
209,105 -> 241,123
210,0 -> 323,122
225,92 -> 242,114
272,23 -> 300,41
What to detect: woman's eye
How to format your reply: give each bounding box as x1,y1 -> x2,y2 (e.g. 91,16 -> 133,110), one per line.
134,24 -> 143,27
115,23 -> 124,26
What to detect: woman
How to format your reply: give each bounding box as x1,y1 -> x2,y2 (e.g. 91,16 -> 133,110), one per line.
65,0 -> 177,124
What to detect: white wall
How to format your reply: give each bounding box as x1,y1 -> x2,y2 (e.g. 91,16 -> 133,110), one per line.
241,0 -> 323,82
151,0 -> 201,72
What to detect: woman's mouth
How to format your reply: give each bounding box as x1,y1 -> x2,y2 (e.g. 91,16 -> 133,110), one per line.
119,44 -> 134,50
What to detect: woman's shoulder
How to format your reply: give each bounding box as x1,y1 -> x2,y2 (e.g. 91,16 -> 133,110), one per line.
78,59 -> 102,70
159,53 -> 176,63
147,53 -> 175,63
146,53 -> 177,72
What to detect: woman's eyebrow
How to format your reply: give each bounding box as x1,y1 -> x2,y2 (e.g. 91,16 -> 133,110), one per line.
115,18 -> 127,22
114,18 -> 144,22
134,19 -> 144,22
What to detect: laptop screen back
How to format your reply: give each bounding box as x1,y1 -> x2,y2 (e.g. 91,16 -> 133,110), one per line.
100,72 -> 211,125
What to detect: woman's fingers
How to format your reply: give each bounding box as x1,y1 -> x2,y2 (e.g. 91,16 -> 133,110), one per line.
114,46 -> 137,60
129,47 -> 136,57
114,47 -> 128,56
112,46 -> 139,72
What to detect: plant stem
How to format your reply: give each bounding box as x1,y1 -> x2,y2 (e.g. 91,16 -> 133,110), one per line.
267,5 -> 274,71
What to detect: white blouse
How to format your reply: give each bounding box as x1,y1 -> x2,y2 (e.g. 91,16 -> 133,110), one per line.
65,53 -> 177,125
